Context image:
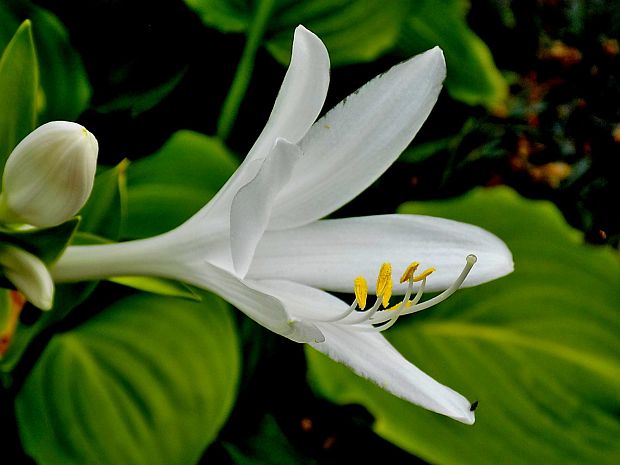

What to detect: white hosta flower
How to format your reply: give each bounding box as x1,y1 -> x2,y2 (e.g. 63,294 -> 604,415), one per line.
0,121 -> 99,227
0,244 -> 53,310
52,26 -> 513,423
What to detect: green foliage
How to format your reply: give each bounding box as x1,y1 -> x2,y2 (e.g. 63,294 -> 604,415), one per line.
80,161 -> 129,241
0,219 -> 79,265
123,130 -> 238,239
185,0 -> 409,66
398,0 -> 508,108
16,291 -> 240,465
110,276 -> 200,301
0,1 -> 91,122
307,187 -> 620,465
0,20 -> 37,168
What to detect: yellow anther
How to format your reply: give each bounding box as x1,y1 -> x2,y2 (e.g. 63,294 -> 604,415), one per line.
413,267 -> 436,282
399,262 -> 420,283
354,276 -> 368,310
376,263 -> 393,308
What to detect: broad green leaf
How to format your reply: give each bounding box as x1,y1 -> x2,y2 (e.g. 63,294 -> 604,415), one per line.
16,291 -> 240,465
124,130 -> 238,239
0,281 -> 97,375
185,0 -> 253,32
0,218 -> 79,265
307,187 -> 620,465
0,2 -> 91,122
398,0 -> 508,108
0,20 -> 38,167
185,0 -> 409,65
79,160 -> 129,240
265,0 -> 409,66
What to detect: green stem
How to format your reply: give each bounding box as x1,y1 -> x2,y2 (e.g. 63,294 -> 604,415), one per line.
216,0 -> 276,141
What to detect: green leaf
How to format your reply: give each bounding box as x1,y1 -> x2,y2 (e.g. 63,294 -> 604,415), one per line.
307,187 -> 620,465
0,218 -> 79,265
185,0 -> 252,32
80,160 -> 129,241
0,2 -> 91,122
109,276 -> 201,301
399,137 -> 452,163
16,291 -> 240,465
123,130 -> 238,239
0,20 -> 38,167
265,0 -> 409,66
0,281 -> 97,375
185,0 -> 409,66
398,0 -> 508,108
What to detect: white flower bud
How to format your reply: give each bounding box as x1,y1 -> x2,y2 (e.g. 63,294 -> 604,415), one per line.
0,121 -> 99,227
0,244 -> 54,310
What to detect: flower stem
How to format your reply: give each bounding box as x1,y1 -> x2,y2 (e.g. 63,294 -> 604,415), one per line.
216,0 -> 276,141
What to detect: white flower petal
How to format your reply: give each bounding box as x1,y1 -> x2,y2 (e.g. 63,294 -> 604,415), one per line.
251,278 -> 351,322
310,324 -> 475,424
53,240 -> 321,343
249,214 -> 513,293
245,25 -> 330,162
269,47 -> 446,229
1,121 -> 98,227
179,261 -> 322,343
230,139 -> 301,277
0,245 -> 54,310
179,25 -> 329,231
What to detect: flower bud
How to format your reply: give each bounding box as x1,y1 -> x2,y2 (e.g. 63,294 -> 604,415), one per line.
0,121 -> 98,227
0,244 -> 54,310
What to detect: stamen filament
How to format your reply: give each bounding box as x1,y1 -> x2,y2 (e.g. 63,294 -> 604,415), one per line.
372,276 -> 427,332
347,294 -> 383,324
371,254 -> 477,324
322,299 -> 359,323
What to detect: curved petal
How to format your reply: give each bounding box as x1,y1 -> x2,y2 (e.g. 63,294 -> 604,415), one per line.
249,214 -> 513,293
269,47 -> 446,229
179,25 -> 329,232
251,278 -> 353,322
179,261 -> 323,343
246,25 -> 330,162
230,139 -> 301,276
0,245 -> 54,310
310,324 -> 475,423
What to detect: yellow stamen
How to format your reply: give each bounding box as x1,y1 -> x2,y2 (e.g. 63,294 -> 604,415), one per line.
376,263 -> 393,308
413,267 -> 435,282
399,262 -> 420,283
354,276 -> 368,310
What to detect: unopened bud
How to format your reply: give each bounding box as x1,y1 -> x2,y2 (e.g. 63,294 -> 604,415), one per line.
0,244 -> 54,310
0,121 -> 98,227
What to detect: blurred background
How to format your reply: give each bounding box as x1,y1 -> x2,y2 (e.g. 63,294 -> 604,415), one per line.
1,1 -> 619,464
